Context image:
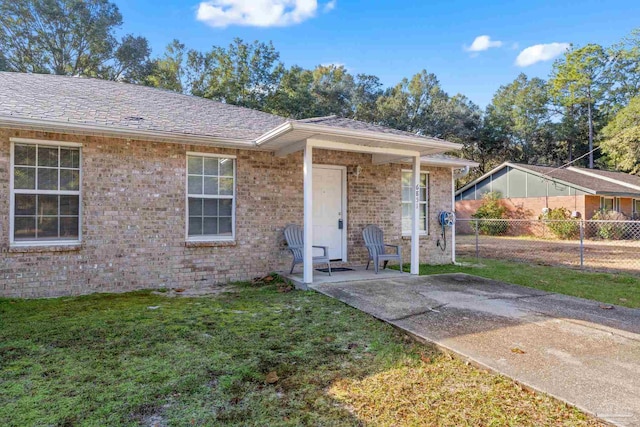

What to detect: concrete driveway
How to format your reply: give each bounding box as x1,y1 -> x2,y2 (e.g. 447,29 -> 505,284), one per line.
311,274 -> 640,427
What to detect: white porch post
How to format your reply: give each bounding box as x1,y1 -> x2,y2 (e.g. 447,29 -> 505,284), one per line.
411,155 -> 420,275
303,141 -> 314,284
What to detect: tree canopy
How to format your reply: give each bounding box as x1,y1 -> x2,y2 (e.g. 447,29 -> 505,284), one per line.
1,1 -> 639,183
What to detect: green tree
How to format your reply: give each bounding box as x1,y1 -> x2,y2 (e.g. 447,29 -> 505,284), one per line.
146,39 -> 185,92
600,96 -> 640,173
0,0 -> 152,81
484,74 -> 556,164
607,28 -> 640,110
376,70 -> 449,135
549,44 -> 612,168
187,38 -> 285,110
98,34 -> 152,83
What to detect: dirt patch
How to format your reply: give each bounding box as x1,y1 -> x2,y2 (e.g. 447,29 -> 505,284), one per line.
456,234 -> 640,275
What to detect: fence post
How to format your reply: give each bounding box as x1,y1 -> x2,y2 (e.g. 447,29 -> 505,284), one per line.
475,219 -> 479,260
579,220 -> 584,268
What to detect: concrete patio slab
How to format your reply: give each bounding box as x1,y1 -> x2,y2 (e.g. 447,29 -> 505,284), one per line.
311,273 -> 640,427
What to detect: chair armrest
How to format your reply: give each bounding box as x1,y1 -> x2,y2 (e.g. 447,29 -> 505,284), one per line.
312,245 -> 330,257
384,244 -> 400,254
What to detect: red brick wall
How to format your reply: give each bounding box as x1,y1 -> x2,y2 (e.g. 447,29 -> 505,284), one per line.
456,195 -> 586,220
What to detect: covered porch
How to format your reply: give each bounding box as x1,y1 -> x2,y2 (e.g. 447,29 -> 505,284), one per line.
257,116 -> 467,286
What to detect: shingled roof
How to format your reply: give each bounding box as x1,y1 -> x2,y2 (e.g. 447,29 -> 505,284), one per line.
298,115 -> 448,141
1,72 -> 459,148
456,162 -> 640,197
0,71 -> 287,141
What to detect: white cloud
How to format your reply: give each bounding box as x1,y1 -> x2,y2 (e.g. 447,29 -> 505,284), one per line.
515,42 -> 570,67
465,35 -> 503,52
323,0 -> 336,12
196,0 -> 335,28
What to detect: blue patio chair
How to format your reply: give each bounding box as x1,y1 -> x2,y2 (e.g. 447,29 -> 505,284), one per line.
363,224 -> 402,274
284,224 -> 331,275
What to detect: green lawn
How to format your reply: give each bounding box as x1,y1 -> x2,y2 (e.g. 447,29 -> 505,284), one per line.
409,258 -> 640,309
0,281 -> 603,426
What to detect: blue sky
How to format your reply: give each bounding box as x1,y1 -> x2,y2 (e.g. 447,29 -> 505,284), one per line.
115,0 -> 640,108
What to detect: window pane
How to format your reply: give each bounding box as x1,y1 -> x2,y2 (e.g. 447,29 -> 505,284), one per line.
203,157 -> 219,175
219,199 -> 232,216
204,177 -> 218,195
188,198 -> 203,216
60,169 -> 80,191
188,217 -> 203,235
60,195 -> 79,216
60,148 -> 80,168
401,171 -> 411,186
219,217 -> 232,235
60,169 -> 78,190
188,156 -> 202,174
37,168 -> 58,190
402,186 -> 412,202
14,167 -> 36,189
421,174 -> 427,187
60,217 -> 79,239
38,195 -> 58,216
15,145 -> 36,166
219,158 -> 233,177
37,216 -> 58,238
38,147 -> 59,167
188,176 -> 202,194
219,178 -> 233,195
203,217 -> 218,235
402,218 -> 411,234
14,217 -> 36,239
402,203 -> 411,218
420,188 -> 427,202
203,199 -> 218,216
15,194 -> 36,215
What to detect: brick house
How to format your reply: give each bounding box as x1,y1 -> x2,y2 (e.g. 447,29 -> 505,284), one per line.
455,162 -> 640,221
0,72 -> 477,298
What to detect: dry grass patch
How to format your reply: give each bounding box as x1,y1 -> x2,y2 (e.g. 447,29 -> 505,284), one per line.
330,357 -> 603,426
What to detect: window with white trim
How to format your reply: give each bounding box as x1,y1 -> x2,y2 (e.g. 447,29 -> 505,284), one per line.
401,170 -> 428,235
11,142 -> 81,243
186,154 -> 235,240
600,197 -> 618,212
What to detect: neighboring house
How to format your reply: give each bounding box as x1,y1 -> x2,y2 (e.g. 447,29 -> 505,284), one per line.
456,162 -> 640,220
0,72 -> 477,298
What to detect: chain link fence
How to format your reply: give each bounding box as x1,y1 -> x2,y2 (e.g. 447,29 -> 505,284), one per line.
455,218 -> 640,274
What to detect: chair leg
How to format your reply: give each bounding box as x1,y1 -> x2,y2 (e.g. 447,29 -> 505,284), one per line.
290,259 -> 296,274
374,256 -> 379,274
399,258 -> 403,273
366,259 -> 370,270
327,261 -> 332,276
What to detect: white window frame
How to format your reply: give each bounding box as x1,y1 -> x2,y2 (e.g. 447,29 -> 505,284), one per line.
402,170 -> 429,236
600,196 -> 619,212
633,199 -> 640,216
9,138 -> 83,247
185,152 -> 236,242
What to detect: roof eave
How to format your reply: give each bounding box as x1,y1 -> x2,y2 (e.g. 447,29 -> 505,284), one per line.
255,120 -> 463,153
0,115 -> 256,148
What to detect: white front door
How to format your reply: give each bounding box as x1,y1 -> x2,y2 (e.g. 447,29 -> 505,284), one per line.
312,166 -> 346,261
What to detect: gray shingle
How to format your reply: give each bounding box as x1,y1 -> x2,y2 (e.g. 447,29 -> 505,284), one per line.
0,72 -> 287,140
298,115 -> 448,141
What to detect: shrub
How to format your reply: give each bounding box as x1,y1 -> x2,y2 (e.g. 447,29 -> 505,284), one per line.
471,192 -> 508,235
539,207 -> 580,239
591,210 -> 629,240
